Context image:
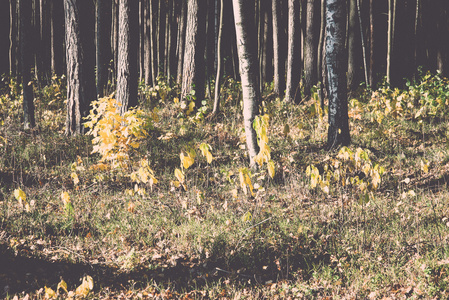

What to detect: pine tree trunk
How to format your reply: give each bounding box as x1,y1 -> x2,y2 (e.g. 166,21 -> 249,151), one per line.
116,0 -> 138,115
285,0 -> 301,104
181,0 -> 206,108
369,0 -> 374,86
232,0 -> 260,166
64,0 -> 97,136
10,0 -> 18,77
20,0 -> 35,130
326,0 -> 350,150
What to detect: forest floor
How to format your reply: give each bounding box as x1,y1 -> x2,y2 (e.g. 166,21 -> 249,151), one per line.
1,75 -> 449,299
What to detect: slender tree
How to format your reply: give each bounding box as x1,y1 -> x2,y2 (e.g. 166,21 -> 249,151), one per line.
272,0 -> 286,98
285,0 -> 301,104
50,1 -> 64,76
326,0 -> 350,149
176,0 -> 187,85
212,0 -> 224,116
304,0 -> 319,96
64,0 -> 97,135
0,1 -> 10,75
232,0 -> 260,166
20,0 -> 35,130
181,0 -> 206,108
143,0 -> 152,86
116,0 -> 138,115
347,0 -> 361,91
96,0 -> 112,97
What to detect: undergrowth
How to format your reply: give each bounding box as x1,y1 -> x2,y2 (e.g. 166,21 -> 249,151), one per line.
1,73 -> 449,299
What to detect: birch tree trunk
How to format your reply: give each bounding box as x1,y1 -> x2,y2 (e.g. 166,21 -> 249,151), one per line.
232,0 -> 260,166
326,0 -> 350,149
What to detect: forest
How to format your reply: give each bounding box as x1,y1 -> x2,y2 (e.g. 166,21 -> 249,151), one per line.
1,0 -> 449,298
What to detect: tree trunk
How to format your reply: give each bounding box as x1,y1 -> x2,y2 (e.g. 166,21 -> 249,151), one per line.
111,0 -> 119,86
10,0 -> 18,77
96,0 -> 112,97
157,0 -> 166,76
144,0 -> 152,86
64,0 -> 97,136
181,0 -> 206,108
347,0 -> 360,91
285,0 -> 301,104
272,0 -> 286,98
304,0 -> 319,97
0,1 -> 10,75
317,0 -> 326,107
50,1 -> 64,76
20,0 -> 35,130
326,0 -> 350,150
369,0 -> 374,87
117,0 -> 138,115
176,0 -> 187,85
150,0 -> 158,85
212,0 -> 224,115
232,0 -> 260,166
386,0 -> 396,85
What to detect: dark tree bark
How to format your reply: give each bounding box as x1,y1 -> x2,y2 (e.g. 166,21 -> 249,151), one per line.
157,0 -> 166,76
50,1 -> 64,76
0,1 -> 10,75
143,0 -> 152,86
116,0 -> 138,115
176,0 -> 187,85
181,0 -> 206,108
285,0 -> 301,104
10,0 -> 18,77
64,0 -> 97,135
96,0 -> 112,97
304,0 -> 319,97
150,0 -> 158,85
20,0 -> 35,130
272,0 -> 286,98
369,0 -> 374,86
111,0 -> 119,85
317,0 -> 326,107
347,0 -> 361,91
232,0 -> 260,166
326,0 -> 350,149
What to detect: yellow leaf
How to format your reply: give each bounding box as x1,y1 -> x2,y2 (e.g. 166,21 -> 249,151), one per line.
57,279 -> 68,294
175,168 -> 185,183
267,160 -> 275,179
44,286 -> 57,299
14,188 -> 26,202
71,172 -> 79,185
75,275 -> 94,297
61,191 -> 70,206
180,152 -> 194,169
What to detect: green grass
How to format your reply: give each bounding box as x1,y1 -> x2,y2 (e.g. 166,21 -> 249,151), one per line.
1,75 -> 449,299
